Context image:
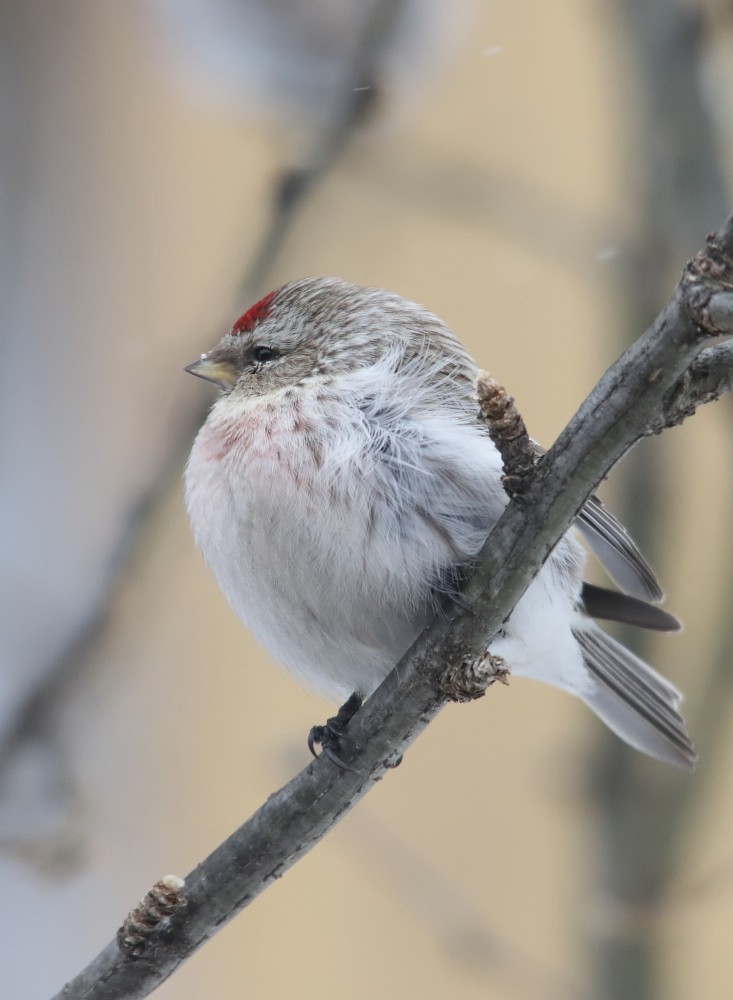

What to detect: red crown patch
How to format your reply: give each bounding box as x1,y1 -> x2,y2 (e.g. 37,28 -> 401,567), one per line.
232,291 -> 276,335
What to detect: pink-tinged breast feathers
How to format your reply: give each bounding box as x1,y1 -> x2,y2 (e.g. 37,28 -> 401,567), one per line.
194,403 -> 314,471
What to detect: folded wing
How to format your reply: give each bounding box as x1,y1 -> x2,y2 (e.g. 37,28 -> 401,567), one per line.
577,495 -> 663,601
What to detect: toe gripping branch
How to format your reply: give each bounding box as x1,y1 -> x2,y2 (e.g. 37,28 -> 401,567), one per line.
308,692 -> 363,771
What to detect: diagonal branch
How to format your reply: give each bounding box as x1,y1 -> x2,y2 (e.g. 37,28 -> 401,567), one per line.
52,215 -> 733,1000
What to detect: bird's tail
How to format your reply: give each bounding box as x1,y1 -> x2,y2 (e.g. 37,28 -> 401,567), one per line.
573,624 -> 697,769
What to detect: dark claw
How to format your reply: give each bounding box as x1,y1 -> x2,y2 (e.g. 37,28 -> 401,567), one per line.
307,726 -> 324,760
321,744 -> 359,771
308,693 -> 363,771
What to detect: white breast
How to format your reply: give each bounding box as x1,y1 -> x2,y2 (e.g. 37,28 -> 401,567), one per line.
185,379 -> 514,699
186,360 -> 592,707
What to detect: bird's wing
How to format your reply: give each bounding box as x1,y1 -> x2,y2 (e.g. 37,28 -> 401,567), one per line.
512,438 -> 663,602
576,494 -> 663,601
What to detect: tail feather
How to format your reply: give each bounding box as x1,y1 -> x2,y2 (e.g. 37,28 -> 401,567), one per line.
574,626 -> 697,769
581,582 -> 680,632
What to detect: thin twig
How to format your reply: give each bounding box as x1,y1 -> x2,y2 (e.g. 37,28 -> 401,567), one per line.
476,371 -> 537,501
657,338 -> 733,427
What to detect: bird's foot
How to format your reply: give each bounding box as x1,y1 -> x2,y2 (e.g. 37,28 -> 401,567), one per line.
308,692 -> 362,770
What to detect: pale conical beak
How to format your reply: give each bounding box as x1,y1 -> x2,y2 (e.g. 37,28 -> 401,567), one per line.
184,355 -> 238,390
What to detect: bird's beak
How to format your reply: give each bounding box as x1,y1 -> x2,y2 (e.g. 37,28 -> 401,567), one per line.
184,355 -> 238,391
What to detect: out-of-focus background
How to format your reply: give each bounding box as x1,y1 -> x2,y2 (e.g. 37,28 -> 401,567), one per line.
2,2 -> 732,998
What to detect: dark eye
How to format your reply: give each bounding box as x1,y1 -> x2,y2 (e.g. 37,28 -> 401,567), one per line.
252,345 -> 275,363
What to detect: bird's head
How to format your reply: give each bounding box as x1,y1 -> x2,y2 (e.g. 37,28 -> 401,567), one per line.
185,276 -> 474,402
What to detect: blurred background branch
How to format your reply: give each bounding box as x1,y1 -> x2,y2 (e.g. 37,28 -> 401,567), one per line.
238,0 -> 405,294
589,2 -> 732,999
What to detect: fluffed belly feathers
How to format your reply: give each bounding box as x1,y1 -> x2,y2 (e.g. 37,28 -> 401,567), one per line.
185,389 -> 587,702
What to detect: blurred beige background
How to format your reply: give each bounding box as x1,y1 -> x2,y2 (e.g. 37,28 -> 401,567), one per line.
2,2 -> 733,999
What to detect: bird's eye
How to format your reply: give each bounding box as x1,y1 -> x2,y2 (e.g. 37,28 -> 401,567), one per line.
252,345 -> 275,363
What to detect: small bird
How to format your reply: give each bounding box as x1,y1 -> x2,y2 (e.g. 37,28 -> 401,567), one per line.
184,277 -> 696,768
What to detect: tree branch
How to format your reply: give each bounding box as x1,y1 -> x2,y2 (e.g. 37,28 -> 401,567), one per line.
658,339 -> 733,427
52,215 -> 733,1000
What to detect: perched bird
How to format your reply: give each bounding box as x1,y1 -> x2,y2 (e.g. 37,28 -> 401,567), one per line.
184,277 -> 696,768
